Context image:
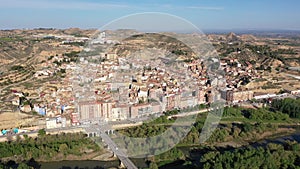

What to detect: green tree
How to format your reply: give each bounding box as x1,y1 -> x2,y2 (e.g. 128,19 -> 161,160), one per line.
17,163 -> 31,169
149,162 -> 158,169
38,129 -> 46,136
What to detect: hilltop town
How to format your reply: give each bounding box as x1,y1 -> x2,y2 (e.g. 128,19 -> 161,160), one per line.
0,28 -> 300,132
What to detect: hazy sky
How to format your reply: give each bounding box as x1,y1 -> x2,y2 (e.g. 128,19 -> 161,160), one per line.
1,0 -> 300,30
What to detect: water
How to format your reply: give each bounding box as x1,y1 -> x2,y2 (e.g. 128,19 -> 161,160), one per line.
40,160 -> 120,169
40,158 -> 148,169
250,132 -> 300,148
39,132 -> 300,169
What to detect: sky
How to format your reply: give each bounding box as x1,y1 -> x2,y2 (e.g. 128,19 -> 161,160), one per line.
1,0 -> 300,31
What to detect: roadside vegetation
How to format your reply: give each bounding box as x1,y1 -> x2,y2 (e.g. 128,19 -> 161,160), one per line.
271,98 -> 300,119
198,142 -> 300,169
0,132 -> 101,168
120,99 -> 300,168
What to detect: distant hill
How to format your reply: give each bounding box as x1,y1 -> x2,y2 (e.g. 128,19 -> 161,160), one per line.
0,29 -> 94,72
110,33 -> 197,60
226,32 -> 240,42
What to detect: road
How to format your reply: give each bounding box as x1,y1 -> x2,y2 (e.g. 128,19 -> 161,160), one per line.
285,73 -> 300,80
86,124 -> 138,169
0,126 -> 84,139
168,108 -> 212,118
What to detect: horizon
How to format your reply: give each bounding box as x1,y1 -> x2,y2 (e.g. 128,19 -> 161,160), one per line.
2,27 -> 300,35
1,0 -> 300,31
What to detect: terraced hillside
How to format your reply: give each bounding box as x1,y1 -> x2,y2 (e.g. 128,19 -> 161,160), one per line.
213,32 -> 300,68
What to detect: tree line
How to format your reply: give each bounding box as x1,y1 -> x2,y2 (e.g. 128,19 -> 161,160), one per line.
271,98 -> 300,119
0,132 -> 100,161
200,142 -> 300,169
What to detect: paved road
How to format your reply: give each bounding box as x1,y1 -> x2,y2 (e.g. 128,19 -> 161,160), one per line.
0,126 -> 84,139
86,124 -> 138,169
168,108 -> 212,118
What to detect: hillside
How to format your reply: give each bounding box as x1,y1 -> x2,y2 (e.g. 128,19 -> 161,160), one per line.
109,33 -> 197,60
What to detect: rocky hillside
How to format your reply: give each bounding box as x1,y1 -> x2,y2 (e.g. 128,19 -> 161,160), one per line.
0,28 -> 94,72
110,33 -> 197,60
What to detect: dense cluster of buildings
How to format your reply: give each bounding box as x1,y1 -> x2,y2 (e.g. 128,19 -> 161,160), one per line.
219,57 -> 300,103
75,50 -> 223,121
7,31 -> 300,127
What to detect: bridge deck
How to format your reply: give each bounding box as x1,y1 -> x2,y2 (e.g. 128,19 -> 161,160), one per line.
85,125 -> 138,169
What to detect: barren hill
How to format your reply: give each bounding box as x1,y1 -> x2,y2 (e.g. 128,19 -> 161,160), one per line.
110,33 -> 197,59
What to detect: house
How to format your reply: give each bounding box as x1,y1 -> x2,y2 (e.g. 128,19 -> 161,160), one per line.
180,96 -> 196,109
46,118 -> 57,129
20,105 -> 32,113
254,93 -> 277,100
138,88 -> 149,98
33,104 -> 47,116
291,90 -> 300,95
151,102 -> 161,114
71,113 -> 80,125
166,94 -> 176,110
284,87 -> 300,95
11,96 -> 20,106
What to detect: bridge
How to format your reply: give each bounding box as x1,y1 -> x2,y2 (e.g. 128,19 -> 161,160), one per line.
84,124 -> 138,169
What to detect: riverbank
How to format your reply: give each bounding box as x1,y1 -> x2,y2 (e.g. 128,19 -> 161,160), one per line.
214,127 -> 296,148
2,129 -> 300,169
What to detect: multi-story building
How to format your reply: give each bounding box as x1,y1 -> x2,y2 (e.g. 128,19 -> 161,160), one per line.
111,104 -> 130,121
206,90 -> 214,103
226,90 -> 254,103
166,94 -> 176,110
198,88 -> 206,104
130,103 -> 153,118
71,112 -> 80,125
46,118 -> 57,129
78,101 -> 114,121
174,94 -> 181,108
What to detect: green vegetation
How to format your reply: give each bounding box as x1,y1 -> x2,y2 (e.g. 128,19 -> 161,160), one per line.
64,51 -> 80,57
120,123 -> 168,138
0,36 -> 24,42
155,147 -> 185,165
0,132 -> 100,161
10,65 -> 24,71
118,105 -> 300,168
243,108 -> 289,121
119,106 -> 291,148
272,98 -> 300,119
16,162 -> 32,169
47,55 -> 54,60
23,82 -> 33,89
148,162 -> 159,169
53,60 -> 62,66
0,161 -> 37,169
59,68 -> 66,74
199,142 -> 300,169
245,44 -> 286,62
62,41 -> 85,46
171,50 -> 188,55
276,48 -> 297,55
144,135 -> 300,169
37,129 -> 46,136
219,43 -> 297,65
70,33 -> 85,37
223,106 -> 292,123
63,51 -> 80,62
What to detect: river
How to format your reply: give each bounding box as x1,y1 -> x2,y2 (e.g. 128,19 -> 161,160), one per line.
38,132 -> 300,169
40,160 -> 120,169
